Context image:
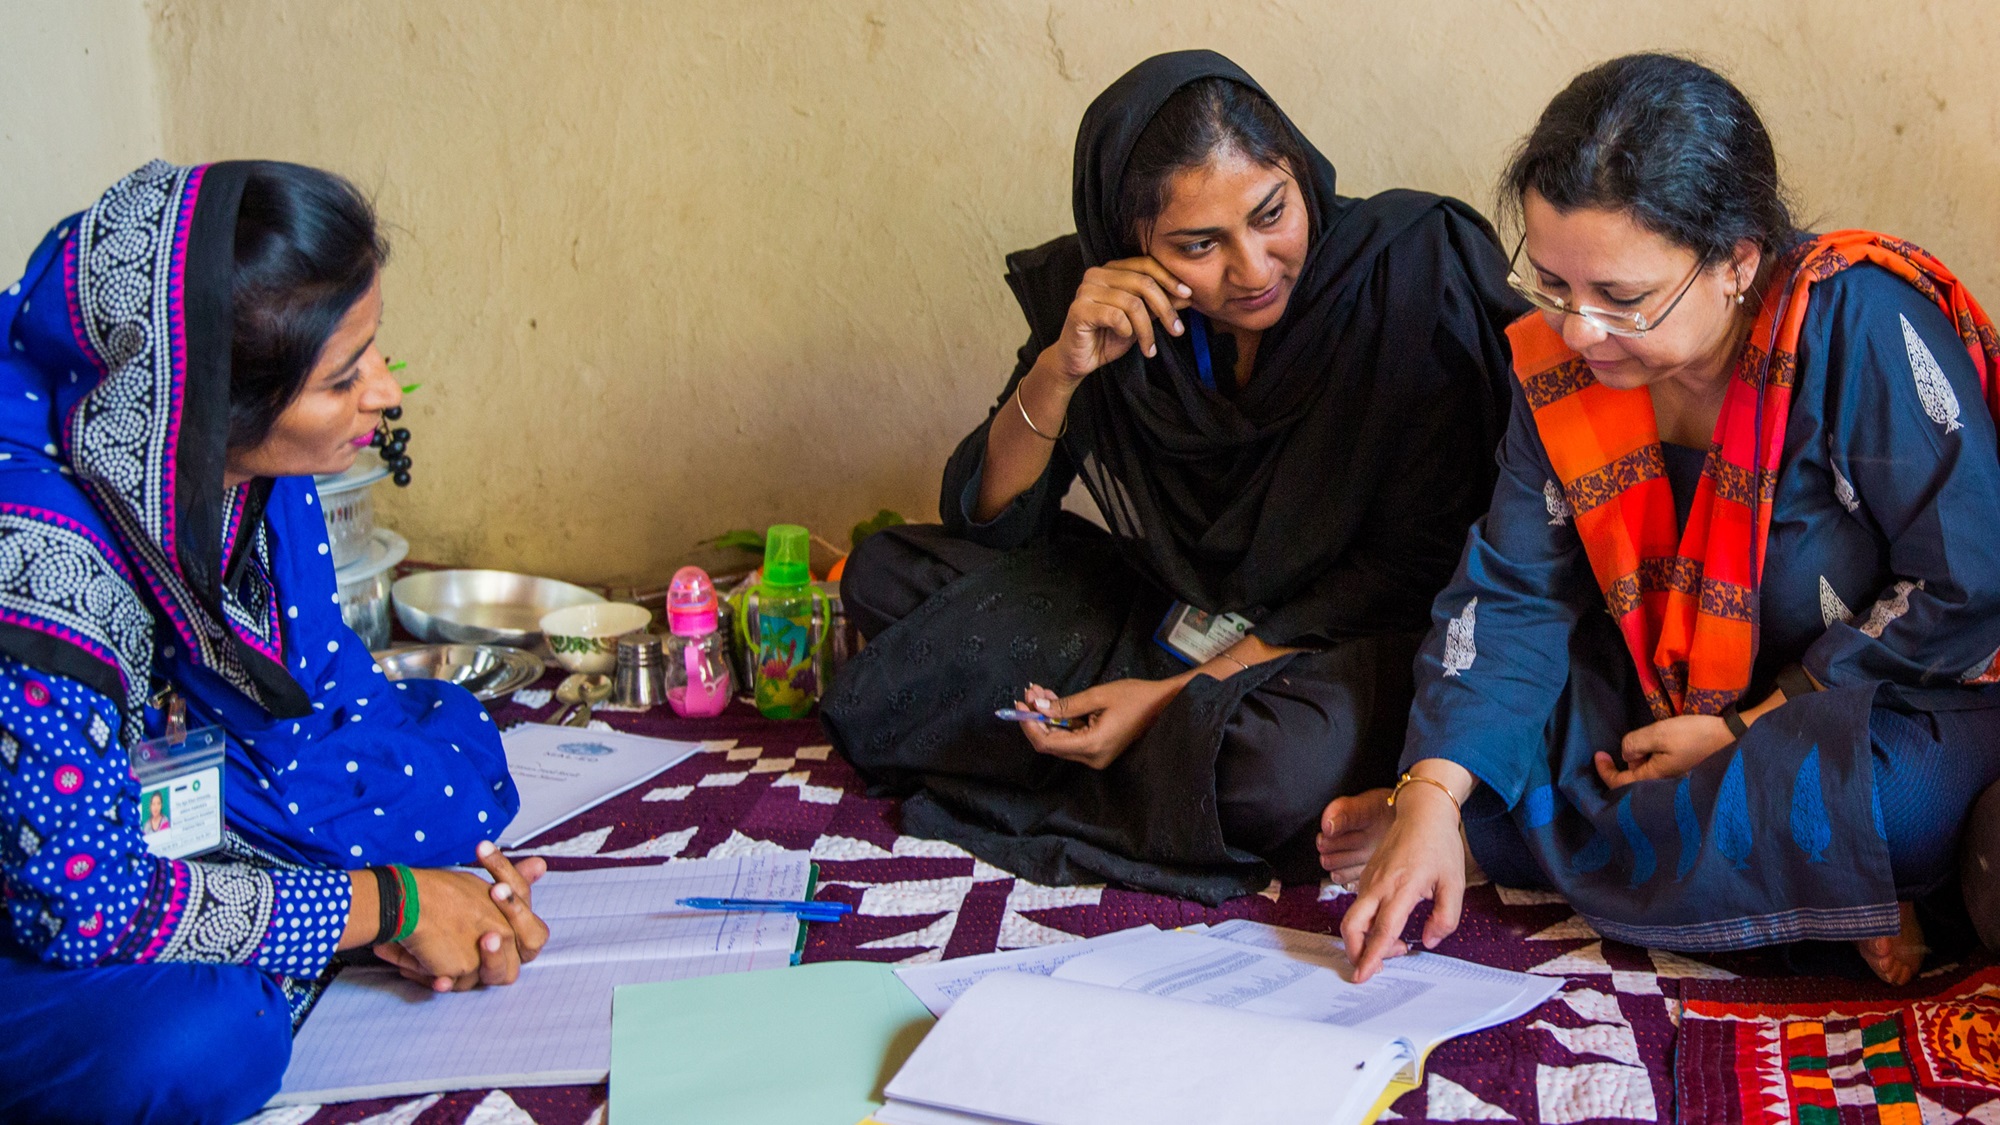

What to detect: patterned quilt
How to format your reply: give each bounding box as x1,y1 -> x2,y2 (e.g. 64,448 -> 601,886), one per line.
249,680 -> 1956,1125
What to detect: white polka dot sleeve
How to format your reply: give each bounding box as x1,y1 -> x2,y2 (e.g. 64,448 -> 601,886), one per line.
0,656 -> 350,976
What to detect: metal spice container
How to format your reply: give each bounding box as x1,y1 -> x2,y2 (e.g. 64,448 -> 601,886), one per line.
613,632 -> 667,709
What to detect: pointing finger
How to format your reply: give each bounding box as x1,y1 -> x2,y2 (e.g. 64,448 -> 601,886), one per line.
1357,888 -> 1421,981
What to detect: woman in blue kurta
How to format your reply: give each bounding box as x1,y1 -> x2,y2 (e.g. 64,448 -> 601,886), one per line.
1332,55 -> 2000,987
0,161 -> 548,1124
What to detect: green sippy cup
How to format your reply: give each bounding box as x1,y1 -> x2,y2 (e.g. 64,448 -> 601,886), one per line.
750,525 -> 827,719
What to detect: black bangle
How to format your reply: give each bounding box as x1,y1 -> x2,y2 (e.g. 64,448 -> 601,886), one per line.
1720,706 -> 1749,739
369,866 -> 402,946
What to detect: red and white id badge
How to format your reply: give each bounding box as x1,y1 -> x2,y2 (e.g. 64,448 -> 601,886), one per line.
128,724 -> 227,860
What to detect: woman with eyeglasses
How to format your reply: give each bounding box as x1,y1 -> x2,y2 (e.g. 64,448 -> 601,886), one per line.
1330,53 -> 2000,987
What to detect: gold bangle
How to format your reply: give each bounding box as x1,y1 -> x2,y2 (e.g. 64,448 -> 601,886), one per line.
1387,771 -> 1460,812
1015,385 -> 1067,441
1218,653 -> 1252,674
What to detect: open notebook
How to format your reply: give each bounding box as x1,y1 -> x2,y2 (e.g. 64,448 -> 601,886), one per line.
876,921 -> 1561,1125
270,851 -> 813,1106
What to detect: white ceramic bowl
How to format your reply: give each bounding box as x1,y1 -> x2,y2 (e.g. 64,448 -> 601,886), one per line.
539,603 -> 653,674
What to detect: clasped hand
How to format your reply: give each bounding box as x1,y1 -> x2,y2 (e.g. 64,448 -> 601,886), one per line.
375,841 -> 552,993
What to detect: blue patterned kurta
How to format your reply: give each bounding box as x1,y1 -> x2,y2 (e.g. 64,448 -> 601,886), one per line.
1404,265 -> 2000,950
0,168 -> 518,1016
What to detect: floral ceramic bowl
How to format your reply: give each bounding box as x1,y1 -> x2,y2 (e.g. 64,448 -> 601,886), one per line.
539,603 -> 653,674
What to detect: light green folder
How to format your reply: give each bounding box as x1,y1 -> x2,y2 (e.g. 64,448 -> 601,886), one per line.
611,960 -> 935,1124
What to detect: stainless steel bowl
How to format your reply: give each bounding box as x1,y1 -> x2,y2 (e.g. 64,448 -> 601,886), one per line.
375,644 -> 546,701
391,569 -> 605,647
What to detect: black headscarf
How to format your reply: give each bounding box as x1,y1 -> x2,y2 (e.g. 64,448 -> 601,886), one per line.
1050,50 -> 1523,643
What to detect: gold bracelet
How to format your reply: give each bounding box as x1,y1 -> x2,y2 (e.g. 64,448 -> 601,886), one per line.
1015,385 -> 1067,441
1218,653 -> 1252,674
1387,771 -> 1460,812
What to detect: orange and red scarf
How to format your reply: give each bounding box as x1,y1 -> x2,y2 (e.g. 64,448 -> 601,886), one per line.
1509,232 -> 2000,718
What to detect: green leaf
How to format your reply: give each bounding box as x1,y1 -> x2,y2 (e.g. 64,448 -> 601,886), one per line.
400,382 -> 423,395
387,361 -> 409,373
850,509 -> 907,551
699,529 -> 767,553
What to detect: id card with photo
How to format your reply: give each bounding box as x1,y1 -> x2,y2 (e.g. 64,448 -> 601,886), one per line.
1154,601 -> 1254,666
129,724 -> 227,860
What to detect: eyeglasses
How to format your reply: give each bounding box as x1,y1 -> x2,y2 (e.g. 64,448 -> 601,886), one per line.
1505,234 -> 1705,338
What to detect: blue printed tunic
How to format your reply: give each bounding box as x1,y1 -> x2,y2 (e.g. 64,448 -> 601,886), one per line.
0,479 -> 517,983
0,163 -> 519,1023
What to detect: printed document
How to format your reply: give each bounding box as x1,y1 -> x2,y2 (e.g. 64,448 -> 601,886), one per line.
881,973 -> 1405,1125
892,926 -> 1159,1016
1060,922 -> 1560,1060
878,921 -> 1561,1125
496,724 -> 707,847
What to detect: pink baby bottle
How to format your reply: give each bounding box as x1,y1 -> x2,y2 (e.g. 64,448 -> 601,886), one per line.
665,566 -> 733,718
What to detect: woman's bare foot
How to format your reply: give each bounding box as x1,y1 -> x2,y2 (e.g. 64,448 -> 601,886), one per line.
1857,902 -> 1926,986
1317,789 -> 1394,885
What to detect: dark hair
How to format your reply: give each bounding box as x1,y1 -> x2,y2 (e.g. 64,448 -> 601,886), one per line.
1502,53 -> 1799,265
1116,77 -> 1310,251
228,162 -> 388,451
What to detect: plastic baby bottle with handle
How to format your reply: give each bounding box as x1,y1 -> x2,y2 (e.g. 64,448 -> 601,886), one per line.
750,525 -> 827,719
664,565 -> 733,718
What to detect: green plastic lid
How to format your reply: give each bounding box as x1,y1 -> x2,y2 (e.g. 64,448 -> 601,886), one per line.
760,524 -> 812,588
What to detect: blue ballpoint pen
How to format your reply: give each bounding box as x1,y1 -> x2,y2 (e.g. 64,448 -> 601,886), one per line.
677,896 -> 853,921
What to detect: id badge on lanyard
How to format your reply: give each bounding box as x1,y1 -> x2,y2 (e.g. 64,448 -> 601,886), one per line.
129,689 -> 227,860
1154,601 -> 1254,666
1151,318 -> 1251,662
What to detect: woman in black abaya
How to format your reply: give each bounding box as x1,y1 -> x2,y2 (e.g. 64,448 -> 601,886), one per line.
823,51 -> 1526,904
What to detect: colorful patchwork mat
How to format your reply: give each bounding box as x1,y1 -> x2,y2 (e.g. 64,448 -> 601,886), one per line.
253,675 -> 1995,1125
1678,965 -> 2000,1125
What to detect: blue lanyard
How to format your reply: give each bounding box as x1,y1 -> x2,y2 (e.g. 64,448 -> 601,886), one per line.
1187,310 -> 1217,392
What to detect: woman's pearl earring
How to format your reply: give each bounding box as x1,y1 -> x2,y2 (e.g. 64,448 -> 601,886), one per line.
1735,292 -> 1745,306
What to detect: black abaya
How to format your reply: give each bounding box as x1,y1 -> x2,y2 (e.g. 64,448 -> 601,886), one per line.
822,51 -> 1524,903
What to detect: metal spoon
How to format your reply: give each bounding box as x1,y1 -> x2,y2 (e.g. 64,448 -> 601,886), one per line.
568,674 -> 614,727
547,673 -> 589,725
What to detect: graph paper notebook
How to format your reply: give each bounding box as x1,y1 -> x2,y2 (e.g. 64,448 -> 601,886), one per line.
270,851 -> 813,1106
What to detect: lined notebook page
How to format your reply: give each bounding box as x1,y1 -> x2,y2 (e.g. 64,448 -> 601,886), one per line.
271,851 -> 812,1106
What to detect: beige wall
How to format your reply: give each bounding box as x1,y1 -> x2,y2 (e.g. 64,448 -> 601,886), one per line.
27,3 -> 2000,584
0,0 -> 162,267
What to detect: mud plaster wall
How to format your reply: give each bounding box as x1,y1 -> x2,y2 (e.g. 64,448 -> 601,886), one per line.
13,2 -> 2000,584
0,1 -> 161,273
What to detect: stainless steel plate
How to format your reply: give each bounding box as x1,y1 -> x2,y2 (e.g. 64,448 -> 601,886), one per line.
375,644 -> 546,701
391,569 -> 605,647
